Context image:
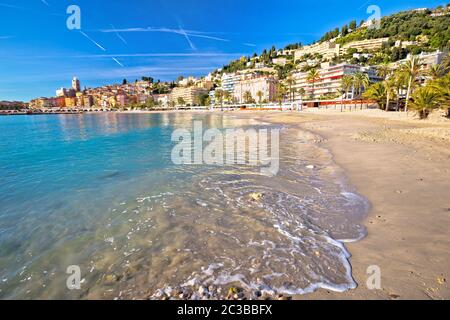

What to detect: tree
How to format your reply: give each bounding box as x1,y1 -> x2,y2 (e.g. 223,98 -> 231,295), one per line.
243,91 -> 254,104
142,76 -> 154,83
286,76 -> 296,102
256,91 -> 264,106
306,69 -> 321,99
341,24 -> 349,36
383,78 -> 397,111
341,75 -> 354,111
205,96 -> 212,107
430,74 -> 450,117
377,63 -> 391,79
401,55 -> 423,113
353,72 -> 370,109
215,89 -> 224,110
409,87 -> 441,119
275,83 -> 287,106
223,91 -> 231,105
363,82 -> 386,110
177,97 -> 186,106
427,63 -> 447,80
349,20 -> 357,31
145,97 -> 155,109
122,79 -> 127,85
297,88 -> 306,102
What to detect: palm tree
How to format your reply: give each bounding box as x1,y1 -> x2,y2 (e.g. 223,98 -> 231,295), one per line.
401,55 -> 423,113
409,87 -> 441,119
256,91 -> 264,107
215,89 -> 224,110
430,74 -> 450,117
353,72 -> 370,109
177,97 -> 186,107
286,76 -> 296,102
377,62 -> 391,79
243,91 -> 254,104
363,82 -> 386,110
383,78 -> 396,111
306,69 -> 321,100
297,87 -> 306,101
341,75 -> 354,112
427,63 -> 447,80
297,88 -> 306,110
275,83 -> 287,106
223,91 -> 231,105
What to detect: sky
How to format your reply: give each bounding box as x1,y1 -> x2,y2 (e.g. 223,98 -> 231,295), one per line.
0,0 -> 447,101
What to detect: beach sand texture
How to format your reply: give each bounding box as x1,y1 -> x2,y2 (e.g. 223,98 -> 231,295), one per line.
256,109 -> 450,300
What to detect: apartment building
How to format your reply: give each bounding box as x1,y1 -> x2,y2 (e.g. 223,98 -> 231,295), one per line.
294,41 -> 341,61
64,97 -> 77,108
341,38 -> 389,53
221,73 -> 242,94
233,76 -> 277,103
153,94 -> 170,108
170,86 -> 208,106
292,63 -> 382,101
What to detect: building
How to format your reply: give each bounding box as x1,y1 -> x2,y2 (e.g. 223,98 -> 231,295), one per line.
116,94 -> 128,107
170,86 -> 208,106
292,63 -> 382,101
221,73 -> 242,94
56,87 -> 76,98
72,77 -> 81,92
294,41 -> 341,61
64,97 -> 77,108
83,95 -> 94,108
153,94 -> 170,108
30,97 -> 53,109
233,76 -> 277,104
273,57 -> 288,66
341,38 -> 389,53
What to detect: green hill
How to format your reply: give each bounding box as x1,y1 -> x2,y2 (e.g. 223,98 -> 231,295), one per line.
218,4 -> 450,76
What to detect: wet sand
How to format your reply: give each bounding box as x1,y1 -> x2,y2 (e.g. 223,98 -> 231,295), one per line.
257,109 -> 450,300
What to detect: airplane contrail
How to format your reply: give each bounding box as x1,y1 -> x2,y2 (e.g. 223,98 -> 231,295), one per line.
79,31 -> 107,51
110,24 -> 128,45
112,57 -> 124,67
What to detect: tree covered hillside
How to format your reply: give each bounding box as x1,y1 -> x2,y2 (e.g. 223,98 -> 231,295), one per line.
333,6 -> 450,49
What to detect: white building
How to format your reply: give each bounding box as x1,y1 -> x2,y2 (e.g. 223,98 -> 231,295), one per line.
292,63 -> 382,101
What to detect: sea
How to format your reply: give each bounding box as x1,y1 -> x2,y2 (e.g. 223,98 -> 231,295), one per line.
0,112 -> 368,299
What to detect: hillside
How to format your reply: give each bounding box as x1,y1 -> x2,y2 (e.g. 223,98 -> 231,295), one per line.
217,4 -> 450,77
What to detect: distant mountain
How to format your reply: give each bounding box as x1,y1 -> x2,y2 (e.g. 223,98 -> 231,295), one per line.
0,101 -> 28,110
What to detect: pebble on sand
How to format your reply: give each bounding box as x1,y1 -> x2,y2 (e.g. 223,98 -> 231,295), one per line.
249,193 -> 263,202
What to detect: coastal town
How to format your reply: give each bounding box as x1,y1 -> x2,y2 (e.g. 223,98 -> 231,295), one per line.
1,5 -> 448,117
1,1 -> 450,304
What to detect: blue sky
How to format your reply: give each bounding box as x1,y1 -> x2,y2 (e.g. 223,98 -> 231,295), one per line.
0,0 -> 447,101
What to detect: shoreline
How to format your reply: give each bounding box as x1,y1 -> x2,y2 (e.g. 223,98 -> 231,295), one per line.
1,109 -> 448,299
256,110 -> 450,299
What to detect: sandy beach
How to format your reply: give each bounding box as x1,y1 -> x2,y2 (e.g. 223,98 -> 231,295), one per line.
254,109 -> 450,300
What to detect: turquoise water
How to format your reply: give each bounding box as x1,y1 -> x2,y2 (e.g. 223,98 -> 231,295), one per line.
0,113 -> 368,299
